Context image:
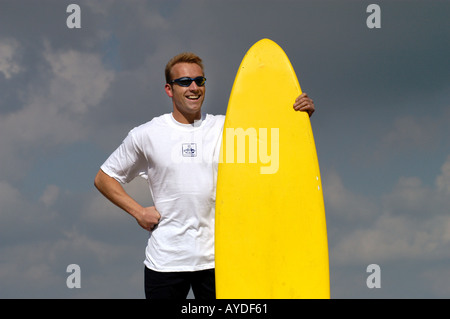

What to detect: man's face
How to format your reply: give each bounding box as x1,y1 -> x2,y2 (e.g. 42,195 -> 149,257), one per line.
165,62 -> 205,121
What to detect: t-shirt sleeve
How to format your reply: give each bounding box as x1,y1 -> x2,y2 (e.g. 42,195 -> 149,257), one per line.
100,128 -> 148,184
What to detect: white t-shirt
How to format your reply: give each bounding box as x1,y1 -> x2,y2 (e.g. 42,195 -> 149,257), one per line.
100,113 -> 225,272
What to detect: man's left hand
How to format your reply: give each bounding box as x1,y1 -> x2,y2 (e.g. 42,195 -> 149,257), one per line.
293,92 -> 315,117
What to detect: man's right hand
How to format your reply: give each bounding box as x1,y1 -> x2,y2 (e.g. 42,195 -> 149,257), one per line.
94,169 -> 161,232
136,206 -> 161,231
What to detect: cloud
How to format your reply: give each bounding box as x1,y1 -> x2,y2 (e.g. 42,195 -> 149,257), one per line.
383,155 -> 450,217
39,185 -> 60,208
44,45 -> 115,114
0,176 -> 148,298
333,213 -> 450,265
0,228 -> 144,298
0,180 -> 59,244
0,38 -> 21,79
0,0 -> 449,298
0,43 -> 115,181
324,170 -> 378,222
383,177 -> 434,216
330,156 -> 450,266
353,107 -> 450,170
377,115 -> 441,156
83,177 -> 153,227
436,156 -> 450,196
423,265 -> 450,297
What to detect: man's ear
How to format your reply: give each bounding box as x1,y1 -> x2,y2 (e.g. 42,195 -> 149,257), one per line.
164,83 -> 173,98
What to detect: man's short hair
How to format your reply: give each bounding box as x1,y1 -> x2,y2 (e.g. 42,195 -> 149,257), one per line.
165,52 -> 204,84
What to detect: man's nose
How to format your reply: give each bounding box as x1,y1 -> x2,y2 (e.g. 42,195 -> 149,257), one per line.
188,81 -> 199,90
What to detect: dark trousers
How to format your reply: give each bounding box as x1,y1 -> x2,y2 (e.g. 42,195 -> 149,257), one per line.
144,266 -> 216,299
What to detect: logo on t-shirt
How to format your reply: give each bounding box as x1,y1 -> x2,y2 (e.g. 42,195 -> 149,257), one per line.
182,143 -> 197,157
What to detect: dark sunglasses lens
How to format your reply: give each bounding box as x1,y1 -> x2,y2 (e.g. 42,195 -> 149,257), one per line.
194,77 -> 206,86
178,78 -> 193,86
172,77 -> 206,87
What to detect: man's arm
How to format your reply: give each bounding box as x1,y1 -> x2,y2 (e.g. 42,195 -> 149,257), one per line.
293,92 -> 315,117
94,169 -> 160,231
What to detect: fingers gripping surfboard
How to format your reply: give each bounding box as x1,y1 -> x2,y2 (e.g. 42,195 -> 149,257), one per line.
215,39 -> 330,298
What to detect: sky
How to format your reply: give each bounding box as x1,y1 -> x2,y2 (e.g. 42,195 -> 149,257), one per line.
0,0 -> 449,299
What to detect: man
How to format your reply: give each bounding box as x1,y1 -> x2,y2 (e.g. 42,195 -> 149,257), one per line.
94,52 -> 315,299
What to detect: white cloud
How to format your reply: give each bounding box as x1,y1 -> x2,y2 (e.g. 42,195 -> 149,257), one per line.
330,156 -> 450,266
39,185 -> 60,208
436,155 -> 450,196
332,213 -> 450,265
0,44 -> 115,180
383,176 -> 433,216
0,175 -> 147,297
0,180 -> 58,241
324,169 -> 378,222
383,116 -> 439,148
83,177 -> 153,226
0,228 -> 143,298
0,180 -> 24,207
0,39 -> 21,79
383,155 -> 450,217
44,46 -> 115,114
0,242 -> 60,297
0,180 -> 34,225
373,115 -> 441,162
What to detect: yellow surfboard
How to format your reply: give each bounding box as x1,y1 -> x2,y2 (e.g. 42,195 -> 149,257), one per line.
215,39 -> 329,299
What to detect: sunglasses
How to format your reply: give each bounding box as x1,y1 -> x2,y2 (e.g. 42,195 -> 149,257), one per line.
169,76 -> 206,87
